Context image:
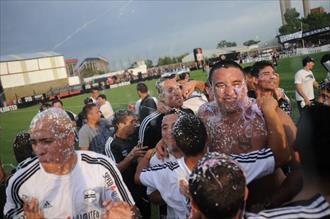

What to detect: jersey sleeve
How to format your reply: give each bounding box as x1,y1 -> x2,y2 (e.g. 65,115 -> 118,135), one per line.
139,162 -> 178,191
98,156 -> 135,206
294,70 -> 303,84
3,175 -> 24,219
231,148 -> 275,184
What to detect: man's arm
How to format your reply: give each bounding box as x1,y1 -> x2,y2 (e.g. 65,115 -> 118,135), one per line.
116,146 -> 147,172
260,96 -> 291,167
134,149 -> 155,185
313,80 -> 319,89
296,84 -> 311,106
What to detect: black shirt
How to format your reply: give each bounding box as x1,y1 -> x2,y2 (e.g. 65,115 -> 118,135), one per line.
139,95 -> 157,122
138,108 -> 194,149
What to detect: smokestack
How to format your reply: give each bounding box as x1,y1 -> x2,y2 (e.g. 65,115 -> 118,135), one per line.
302,0 -> 310,17
280,0 -> 292,25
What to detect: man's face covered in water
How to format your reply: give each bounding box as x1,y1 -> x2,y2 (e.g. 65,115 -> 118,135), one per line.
212,67 -> 248,113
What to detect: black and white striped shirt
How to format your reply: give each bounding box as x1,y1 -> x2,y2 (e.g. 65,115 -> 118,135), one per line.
4,151 -> 134,219
245,194 -> 330,218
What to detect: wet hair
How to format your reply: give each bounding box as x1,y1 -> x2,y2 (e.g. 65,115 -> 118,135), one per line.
83,103 -> 98,116
112,110 -> 136,132
172,113 -> 207,156
51,99 -> 63,107
189,152 -> 246,219
137,83 -> 148,93
208,60 -> 243,85
296,104 -> 330,179
251,60 -> 274,77
30,108 -> 75,138
13,131 -> 34,163
97,94 -> 107,100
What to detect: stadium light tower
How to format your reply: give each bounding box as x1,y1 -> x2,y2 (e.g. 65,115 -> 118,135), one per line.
279,0 -> 292,25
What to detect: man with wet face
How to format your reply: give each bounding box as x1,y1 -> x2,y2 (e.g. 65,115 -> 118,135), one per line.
202,60 -> 286,156
4,108 -> 135,218
138,79 -> 193,149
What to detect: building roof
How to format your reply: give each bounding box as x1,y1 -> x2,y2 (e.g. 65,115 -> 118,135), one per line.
0,51 -> 62,62
65,58 -> 78,63
79,57 -> 109,66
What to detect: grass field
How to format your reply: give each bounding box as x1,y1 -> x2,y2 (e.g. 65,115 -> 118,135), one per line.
0,52 -> 328,169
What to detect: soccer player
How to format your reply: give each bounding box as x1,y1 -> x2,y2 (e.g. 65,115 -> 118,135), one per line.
4,108 -> 135,218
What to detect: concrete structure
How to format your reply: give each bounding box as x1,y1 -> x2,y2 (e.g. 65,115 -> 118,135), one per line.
78,57 -> 109,76
0,51 -> 68,104
181,46 -> 259,63
280,0 -> 292,25
302,0 -> 311,17
65,58 -> 78,76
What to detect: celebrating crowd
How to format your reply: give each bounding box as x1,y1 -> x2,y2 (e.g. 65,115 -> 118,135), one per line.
1,54 -> 330,219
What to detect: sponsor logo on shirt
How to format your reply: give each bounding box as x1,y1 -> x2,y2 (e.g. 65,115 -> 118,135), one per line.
69,210 -> 100,219
41,200 -> 52,209
84,189 -> 98,203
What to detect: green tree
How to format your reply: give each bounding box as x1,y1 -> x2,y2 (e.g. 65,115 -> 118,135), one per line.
145,59 -> 153,68
279,8 -> 308,35
302,12 -> 330,30
243,40 -> 260,46
217,40 -> 237,48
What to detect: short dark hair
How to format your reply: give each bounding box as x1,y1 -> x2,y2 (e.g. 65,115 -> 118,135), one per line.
172,113 -> 207,156
83,103 -> 97,116
189,152 -> 246,219
112,110 -> 136,132
296,104 -> 330,179
51,99 -> 63,107
84,97 -> 93,105
302,56 -> 315,67
208,60 -> 243,85
91,88 -> 99,93
97,94 -> 107,100
251,60 -> 274,77
243,66 -> 258,78
137,83 -> 148,93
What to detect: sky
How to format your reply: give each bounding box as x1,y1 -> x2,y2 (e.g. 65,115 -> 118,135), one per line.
1,0 -> 329,70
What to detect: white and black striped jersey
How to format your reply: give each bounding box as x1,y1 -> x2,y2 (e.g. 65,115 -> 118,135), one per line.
139,148 -> 275,219
4,151 -> 134,219
231,147 -> 275,184
245,194 -> 330,218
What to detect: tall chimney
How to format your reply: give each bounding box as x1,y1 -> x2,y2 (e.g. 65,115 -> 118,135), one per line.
280,0 -> 292,25
302,0 -> 310,17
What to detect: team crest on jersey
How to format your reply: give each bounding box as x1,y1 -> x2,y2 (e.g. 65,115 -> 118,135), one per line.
83,189 -> 98,203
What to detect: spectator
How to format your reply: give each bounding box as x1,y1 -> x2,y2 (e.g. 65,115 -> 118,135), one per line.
295,56 -> 319,113
105,110 -> 149,218
51,99 -> 76,121
136,83 -> 157,122
78,103 -> 113,154
76,98 -> 93,130
97,94 -> 114,120
243,66 -> 258,99
90,89 -> 99,104
138,79 -> 193,149
4,108 -> 135,218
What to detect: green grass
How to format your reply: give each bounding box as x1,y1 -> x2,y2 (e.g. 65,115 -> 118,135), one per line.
0,52 -> 328,169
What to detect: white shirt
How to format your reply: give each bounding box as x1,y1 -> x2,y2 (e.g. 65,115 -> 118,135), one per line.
4,151 -> 134,219
295,69 -> 316,101
140,158 -> 191,219
182,92 -> 208,114
99,101 -> 114,120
